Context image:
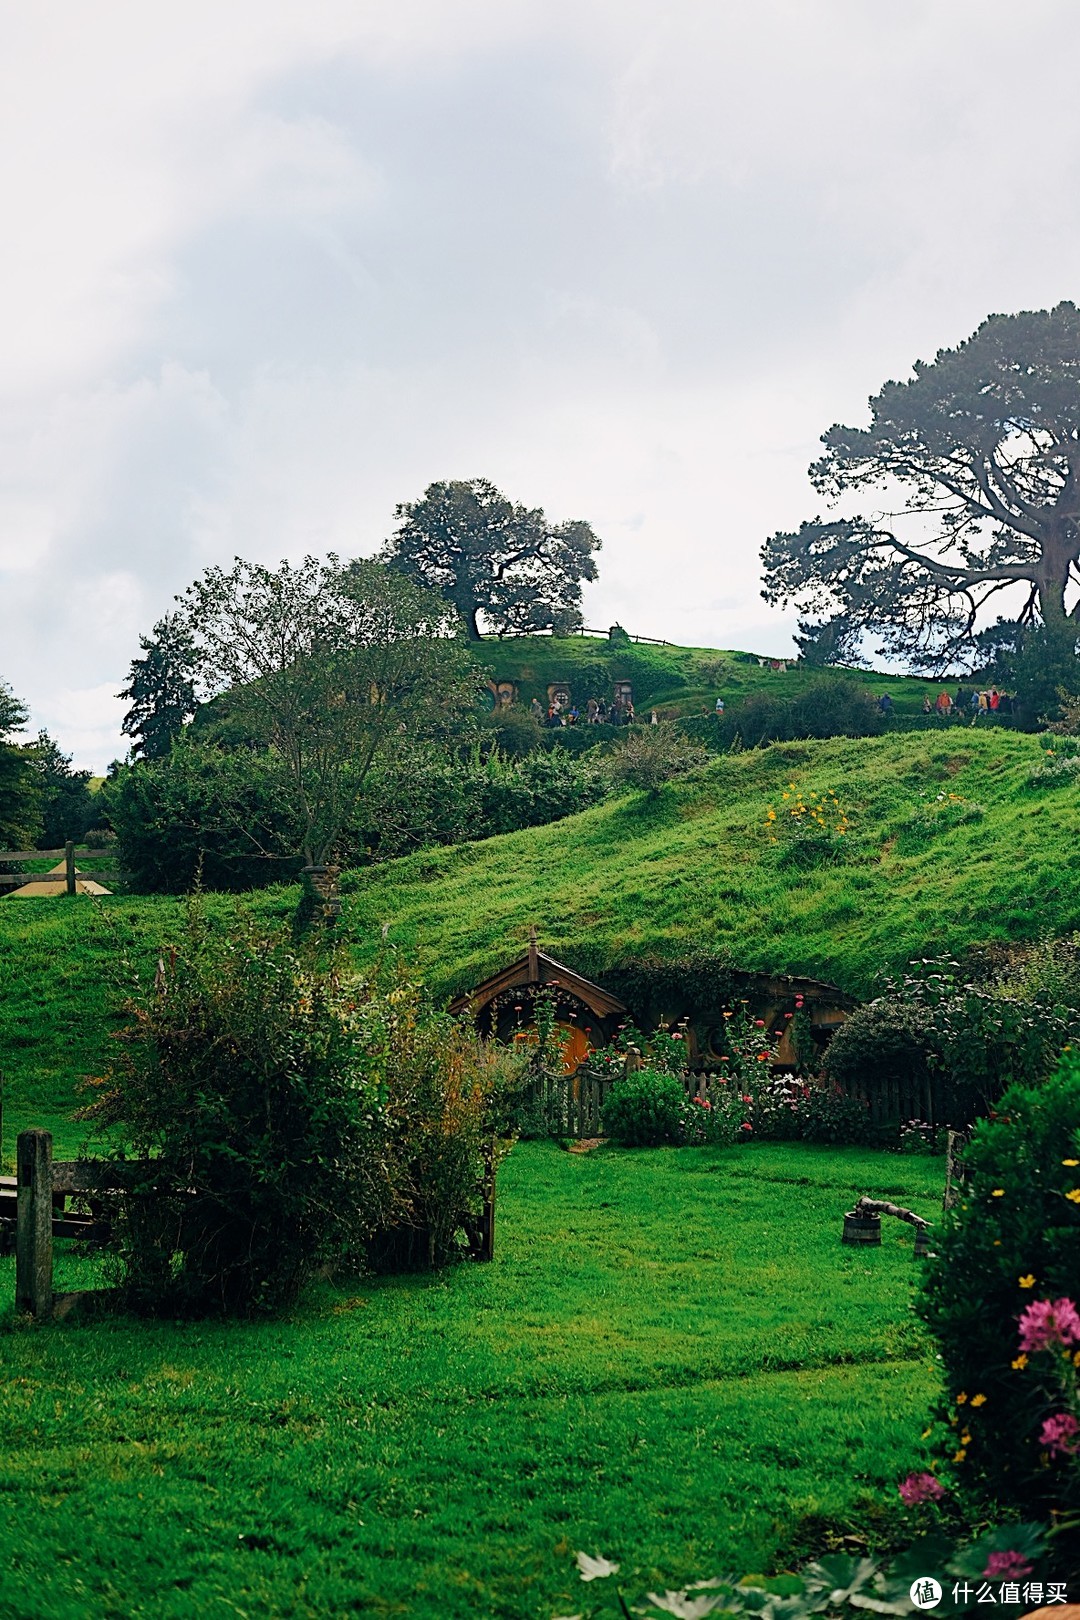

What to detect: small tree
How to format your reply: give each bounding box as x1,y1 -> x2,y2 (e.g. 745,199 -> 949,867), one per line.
29,731 -> 97,847
118,614 -> 198,760
381,477 -> 601,639
174,556 -> 480,869
0,680 -> 40,847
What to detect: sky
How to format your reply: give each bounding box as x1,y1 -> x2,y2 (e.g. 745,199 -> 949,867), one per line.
4,0 -> 1080,771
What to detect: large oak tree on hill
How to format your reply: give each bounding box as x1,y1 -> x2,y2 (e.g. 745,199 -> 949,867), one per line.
761,302 -> 1080,671
381,478 -> 601,639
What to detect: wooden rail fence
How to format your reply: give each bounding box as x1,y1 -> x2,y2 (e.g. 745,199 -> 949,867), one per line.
0,841 -> 121,893
5,1127 -> 499,1320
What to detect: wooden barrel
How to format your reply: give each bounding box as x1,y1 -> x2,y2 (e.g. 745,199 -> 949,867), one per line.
842,1209 -> 881,1246
913,1225 -> 932,1258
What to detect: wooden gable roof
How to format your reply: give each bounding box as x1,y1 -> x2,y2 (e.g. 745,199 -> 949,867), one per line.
449,935 -> 626,1021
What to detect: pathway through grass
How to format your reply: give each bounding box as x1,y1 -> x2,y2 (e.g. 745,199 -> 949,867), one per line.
0,1141 -> 942,1619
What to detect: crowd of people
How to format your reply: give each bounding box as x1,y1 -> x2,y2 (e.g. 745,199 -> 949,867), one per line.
876,686 -> 1014,719
530,694 -> 636,728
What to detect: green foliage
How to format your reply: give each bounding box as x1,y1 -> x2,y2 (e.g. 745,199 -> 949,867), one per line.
917,1051 -> 1080,1518
175,554 -> 479,866
341,729 -> 1080,1006
0,679 -> 40,847
381,476 -> 601,639
762,301 -> 1080,670
602,1068 -> 687,1145
825,955 -> 1080,1126
28,730 -> 99,847
721,677 -> 884,749
118,613 -> 197,760
78,917 -> 509,1313
558,1521 -> 1055,1618
605,724 -> 707,794
103,737 -> 303,892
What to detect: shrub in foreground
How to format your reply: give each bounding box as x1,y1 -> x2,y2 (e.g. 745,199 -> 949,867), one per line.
80,913 -> 515,1313
602,1069 -> 687,1145
917,1049 -> 1080,1518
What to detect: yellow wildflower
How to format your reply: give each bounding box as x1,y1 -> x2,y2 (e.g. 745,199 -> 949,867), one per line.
1067,1189 -> 1080,1204
1063,1158 -> 1079,1167
921,1426 -> 933,1439
953,1448 -> 967,1463
956,1392 -> 968,1405
961,1431 -> 972,1446
970,1393 -> 986,1408
991,1189 -> 1004,1197
1019,1274 -> 1036,1288
1012,1354 -> 1028,1370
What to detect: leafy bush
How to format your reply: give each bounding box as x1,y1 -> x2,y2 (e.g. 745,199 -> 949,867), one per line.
605,726 -> 707,794
80,915 -> 514,1313
104,739 -> 302,892
718,676 -> 884,749
602,1069 -> 686,1145
824,956 -> 1078,1127
1027,751 -> 1080,787
111,735 -> 609,890
917,1049 -> 1080,1518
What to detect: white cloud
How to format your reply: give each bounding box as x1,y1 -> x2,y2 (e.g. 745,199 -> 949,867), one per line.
3,1 -> 1080,766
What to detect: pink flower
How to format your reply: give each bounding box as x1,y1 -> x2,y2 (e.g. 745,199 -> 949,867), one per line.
740,1122 -> 752,1132
897,1471 -> 945,1506
741,1095 -> 753,1104
754,1019 -> 765,1028
983,1550 -> 1033,1579
1017,1296 -> 1080,1354
1040,1411 -> 1080,1456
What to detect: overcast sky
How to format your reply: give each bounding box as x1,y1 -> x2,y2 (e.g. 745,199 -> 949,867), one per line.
4,0 -> 1080,769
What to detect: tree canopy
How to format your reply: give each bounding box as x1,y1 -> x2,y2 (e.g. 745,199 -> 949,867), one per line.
0,681 -> 40,848
118,614 -> 198,760
762,302 -> 1080,671
174,555 -> 479,868
380,477 -> 601,639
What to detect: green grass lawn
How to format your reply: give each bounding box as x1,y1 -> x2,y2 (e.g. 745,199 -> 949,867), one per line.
0,1140 -> 943,1620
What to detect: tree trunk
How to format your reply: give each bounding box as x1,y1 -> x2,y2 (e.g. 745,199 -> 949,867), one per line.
467,605 -> 483,640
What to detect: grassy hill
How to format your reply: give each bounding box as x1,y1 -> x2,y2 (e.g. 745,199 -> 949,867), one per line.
1,726 -> 1075,1157
475,632 -> 939,719
342,727 -> 1077,998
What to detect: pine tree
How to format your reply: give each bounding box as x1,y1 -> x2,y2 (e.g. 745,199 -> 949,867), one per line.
119,615 -> 197,760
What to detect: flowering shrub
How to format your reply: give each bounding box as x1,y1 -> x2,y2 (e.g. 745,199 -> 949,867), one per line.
764,783 -> 852,866
916,1047 -> 1080,1516
897,1470 -> 944,1504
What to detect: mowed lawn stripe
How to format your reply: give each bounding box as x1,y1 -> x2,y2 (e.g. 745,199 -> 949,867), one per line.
0,1143 -> 941,1618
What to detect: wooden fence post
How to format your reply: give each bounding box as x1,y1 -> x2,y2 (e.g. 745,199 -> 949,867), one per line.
16,1129 -> 53,1318
64,840 -> 75,896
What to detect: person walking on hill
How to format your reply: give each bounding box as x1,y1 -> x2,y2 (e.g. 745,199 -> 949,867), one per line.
936,690 -> 952,717
989,688 -> 1000,712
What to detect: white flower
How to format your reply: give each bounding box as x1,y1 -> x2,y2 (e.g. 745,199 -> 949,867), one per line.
576,1551 -> 620,1582
645,1592 -> 727,1618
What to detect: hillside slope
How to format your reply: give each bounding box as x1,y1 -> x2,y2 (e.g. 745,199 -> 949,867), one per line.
1,729 -> 1074,1157
342,729 -> 1077,998
477,633 -> 938,718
